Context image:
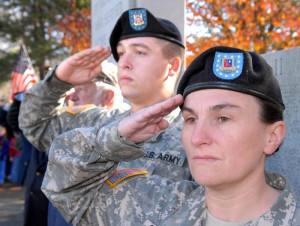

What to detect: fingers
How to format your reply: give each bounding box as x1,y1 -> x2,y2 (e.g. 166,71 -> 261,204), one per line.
139,95 -> 183,122
117,95 -> 183,141
74,47 -> 111,68
160,94 -> 183,114
157,119 -> 169,130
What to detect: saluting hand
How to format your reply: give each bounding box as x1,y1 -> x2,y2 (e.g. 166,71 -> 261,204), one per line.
118,95 -> 183,143
56,46 -> 111,85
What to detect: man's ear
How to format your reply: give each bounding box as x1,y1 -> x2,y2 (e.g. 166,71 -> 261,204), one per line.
102,89 -> 115,107
264,121 -> 286,155
168,57 -> 181,76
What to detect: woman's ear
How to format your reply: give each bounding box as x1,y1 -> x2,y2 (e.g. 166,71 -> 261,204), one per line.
264,121 -> 286,155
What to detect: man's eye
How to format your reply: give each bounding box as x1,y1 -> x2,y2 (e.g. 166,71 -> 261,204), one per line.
217,116 -> 230,123
136,50 -> 146,55
117,51 -> 124,57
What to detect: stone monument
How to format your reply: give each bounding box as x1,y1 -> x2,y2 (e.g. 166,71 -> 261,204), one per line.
263,47 -> 300,202
91,0 -> 185,47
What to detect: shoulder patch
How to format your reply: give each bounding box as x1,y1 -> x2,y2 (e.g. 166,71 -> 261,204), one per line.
105,168 -> 148,188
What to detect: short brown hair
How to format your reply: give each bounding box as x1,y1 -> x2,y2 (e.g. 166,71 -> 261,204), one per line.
161,41 -> 185,60
256,97 -> 284,124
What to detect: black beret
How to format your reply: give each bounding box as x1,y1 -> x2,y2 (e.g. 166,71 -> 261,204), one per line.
177,46 -> 285,110
109,8 -> 185,61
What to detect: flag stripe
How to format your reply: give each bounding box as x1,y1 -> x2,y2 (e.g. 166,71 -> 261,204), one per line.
10,45 -> 37,99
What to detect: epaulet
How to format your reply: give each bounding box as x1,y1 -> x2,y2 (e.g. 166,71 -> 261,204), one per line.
64,104 -> 97,115
105,168 -> 148,188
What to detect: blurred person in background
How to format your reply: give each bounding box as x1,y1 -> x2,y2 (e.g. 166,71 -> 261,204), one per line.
47,62 -> 125,226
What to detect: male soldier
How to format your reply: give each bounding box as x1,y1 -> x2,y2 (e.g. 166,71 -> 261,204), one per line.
19,8 -> 190,184
42,46 -> 300,225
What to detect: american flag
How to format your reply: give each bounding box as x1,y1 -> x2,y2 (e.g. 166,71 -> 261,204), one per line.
223,58 -> 233,68
10,45 -> 37,99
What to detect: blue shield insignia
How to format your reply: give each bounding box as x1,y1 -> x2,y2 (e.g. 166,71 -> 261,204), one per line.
213,51 -> 244,80
129,9 -> 147,31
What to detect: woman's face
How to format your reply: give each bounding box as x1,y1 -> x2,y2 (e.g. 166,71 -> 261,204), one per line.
181,89 -> 279,189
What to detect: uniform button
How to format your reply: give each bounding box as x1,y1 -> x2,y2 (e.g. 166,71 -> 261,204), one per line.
36,172 -> 41,176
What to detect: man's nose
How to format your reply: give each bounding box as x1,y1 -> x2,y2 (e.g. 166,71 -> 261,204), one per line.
118,53 -> 133,70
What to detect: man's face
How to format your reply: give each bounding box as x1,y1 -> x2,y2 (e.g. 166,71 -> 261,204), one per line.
181,89 -> 273,189
116,37 -> 171,108
69,83 -> 99,106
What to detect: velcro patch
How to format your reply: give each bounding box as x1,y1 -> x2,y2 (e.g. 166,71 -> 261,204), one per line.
105,168 -> 148,188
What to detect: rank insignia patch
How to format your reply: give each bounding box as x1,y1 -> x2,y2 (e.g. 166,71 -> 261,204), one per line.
213,51 -> 244,80
105,168 -> 148,188
129,9 -> 148,31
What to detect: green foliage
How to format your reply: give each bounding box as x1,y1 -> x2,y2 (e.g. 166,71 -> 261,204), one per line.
0,51 -> 18,84
0,0 -> 81,82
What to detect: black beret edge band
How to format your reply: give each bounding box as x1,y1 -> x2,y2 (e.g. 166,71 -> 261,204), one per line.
120,33 -> 185,49
182,82 -> 285,110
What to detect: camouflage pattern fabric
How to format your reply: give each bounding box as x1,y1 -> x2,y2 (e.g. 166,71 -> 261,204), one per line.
19,68 -> 125,153
42,124 -> 299,226
19,68 -> 191,180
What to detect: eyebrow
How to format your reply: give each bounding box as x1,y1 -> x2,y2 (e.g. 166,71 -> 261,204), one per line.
181,106 -> 194,114
182,103 -> 241,114
117,42 -> 152,51
210,103 -> 240,111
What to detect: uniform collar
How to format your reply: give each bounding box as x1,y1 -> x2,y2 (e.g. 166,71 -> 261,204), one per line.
201,173 -> 297,225
164,107 -> 181,124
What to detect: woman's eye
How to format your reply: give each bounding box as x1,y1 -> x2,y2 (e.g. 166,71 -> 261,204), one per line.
184,117 -> 195,124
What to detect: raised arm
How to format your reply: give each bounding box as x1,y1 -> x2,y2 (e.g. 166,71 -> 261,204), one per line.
19,47 -> 112,152
55,46 -> 110,85
42,95 -> 184,224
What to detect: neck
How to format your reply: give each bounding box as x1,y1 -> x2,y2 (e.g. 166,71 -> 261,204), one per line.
130,95 -> 170,112
129,77 -> 177,112
205,168 -> 280,222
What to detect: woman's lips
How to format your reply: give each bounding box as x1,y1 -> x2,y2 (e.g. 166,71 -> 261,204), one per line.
192,155 -> 220,162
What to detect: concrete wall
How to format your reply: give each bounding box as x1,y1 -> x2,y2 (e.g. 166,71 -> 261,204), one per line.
263,47 -> 300,202
91,0 -> 135,47
134,0 -> 185,40
91,0 -> 185,48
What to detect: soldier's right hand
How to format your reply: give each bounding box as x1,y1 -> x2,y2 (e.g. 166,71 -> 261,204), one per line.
118,95 -> 183,143
55,46 -> 111,85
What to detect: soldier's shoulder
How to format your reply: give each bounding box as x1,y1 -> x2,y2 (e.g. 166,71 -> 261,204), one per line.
62,104 -> 97,115
292,206 -> 300,225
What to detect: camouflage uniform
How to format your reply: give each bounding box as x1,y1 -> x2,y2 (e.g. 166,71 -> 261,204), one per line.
41,124 -> 300,226
19,68 -> 191,181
